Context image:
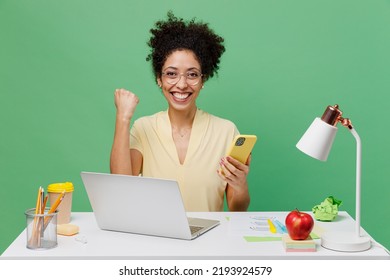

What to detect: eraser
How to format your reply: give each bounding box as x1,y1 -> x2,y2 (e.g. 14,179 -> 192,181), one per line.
57,224 -> 79,236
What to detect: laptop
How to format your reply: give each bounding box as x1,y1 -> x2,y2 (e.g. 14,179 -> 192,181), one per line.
80,171 -> 220,240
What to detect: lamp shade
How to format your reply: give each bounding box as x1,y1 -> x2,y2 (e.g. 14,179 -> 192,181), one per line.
296,117 -> 338,161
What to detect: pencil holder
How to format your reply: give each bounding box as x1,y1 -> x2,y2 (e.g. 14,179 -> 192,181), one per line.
25,208 -> 58,250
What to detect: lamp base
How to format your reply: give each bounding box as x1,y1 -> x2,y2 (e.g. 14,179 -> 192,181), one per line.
321,232 -> 371,252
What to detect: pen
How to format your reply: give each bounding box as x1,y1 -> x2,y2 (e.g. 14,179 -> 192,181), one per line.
273,219 -> 288,234
40,189 -> 45,214
267,219 -> 277,233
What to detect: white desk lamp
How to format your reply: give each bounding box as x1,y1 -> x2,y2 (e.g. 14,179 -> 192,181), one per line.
296,104 -> 371,252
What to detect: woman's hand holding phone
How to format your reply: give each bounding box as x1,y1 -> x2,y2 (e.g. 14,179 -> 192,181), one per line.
218,134 -> 257,190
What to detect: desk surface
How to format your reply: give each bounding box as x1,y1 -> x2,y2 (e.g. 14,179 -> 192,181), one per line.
1,211 -> 389,259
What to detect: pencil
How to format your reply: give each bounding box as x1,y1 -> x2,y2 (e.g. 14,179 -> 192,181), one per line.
48,190 -> 65,214
34,187 -> 43,215
29,186 -> 44,247
43,190 -> 65,229
42,194 -> 48,212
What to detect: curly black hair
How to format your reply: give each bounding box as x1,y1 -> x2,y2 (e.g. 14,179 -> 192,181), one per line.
146,11 -> 225,82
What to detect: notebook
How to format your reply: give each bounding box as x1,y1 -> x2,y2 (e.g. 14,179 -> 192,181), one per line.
80,171 -> 220,240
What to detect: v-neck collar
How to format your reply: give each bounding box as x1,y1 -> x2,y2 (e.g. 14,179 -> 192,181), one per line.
157,109 -> 209,166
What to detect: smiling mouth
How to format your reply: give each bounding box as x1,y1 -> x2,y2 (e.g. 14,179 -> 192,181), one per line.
171,92 -> 192,102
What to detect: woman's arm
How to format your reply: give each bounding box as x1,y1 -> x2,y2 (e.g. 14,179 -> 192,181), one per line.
110,89 -> 142,175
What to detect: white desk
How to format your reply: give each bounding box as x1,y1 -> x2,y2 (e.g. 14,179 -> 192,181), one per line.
1,211 -> 389,259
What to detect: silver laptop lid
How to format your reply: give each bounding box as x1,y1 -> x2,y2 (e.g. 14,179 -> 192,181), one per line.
80,172 -> 193,239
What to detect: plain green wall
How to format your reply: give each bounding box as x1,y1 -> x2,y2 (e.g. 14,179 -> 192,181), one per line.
1,0 -> 389,255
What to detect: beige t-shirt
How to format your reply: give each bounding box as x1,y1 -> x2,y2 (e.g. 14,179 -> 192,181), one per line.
130,109 -> 239,211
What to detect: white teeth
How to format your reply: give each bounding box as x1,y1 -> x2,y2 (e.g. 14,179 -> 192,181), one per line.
172,92 -> 189,100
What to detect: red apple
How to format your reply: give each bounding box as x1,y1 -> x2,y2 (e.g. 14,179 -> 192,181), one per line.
285,209 -> 314,240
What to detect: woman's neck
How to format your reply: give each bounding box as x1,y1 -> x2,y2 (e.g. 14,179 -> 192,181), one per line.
168,107 -> 197,129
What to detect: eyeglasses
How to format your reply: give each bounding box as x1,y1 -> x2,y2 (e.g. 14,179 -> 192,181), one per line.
161,69 -> 203,86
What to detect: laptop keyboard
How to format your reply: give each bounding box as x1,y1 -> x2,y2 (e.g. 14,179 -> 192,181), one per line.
190,225 -> 204,235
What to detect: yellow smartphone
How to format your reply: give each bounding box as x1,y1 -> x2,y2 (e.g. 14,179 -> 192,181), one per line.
225,134 -> 257,164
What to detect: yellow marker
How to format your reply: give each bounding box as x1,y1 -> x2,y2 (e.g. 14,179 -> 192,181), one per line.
267,219 -> 277,233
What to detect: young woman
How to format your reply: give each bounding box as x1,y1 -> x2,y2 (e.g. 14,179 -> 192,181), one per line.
110,12 -> 251,212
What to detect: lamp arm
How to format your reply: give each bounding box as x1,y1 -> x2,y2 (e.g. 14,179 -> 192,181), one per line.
349,127 -> 362,238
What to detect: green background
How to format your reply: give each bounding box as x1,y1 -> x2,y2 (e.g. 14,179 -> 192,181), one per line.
1,0 -> 389,255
